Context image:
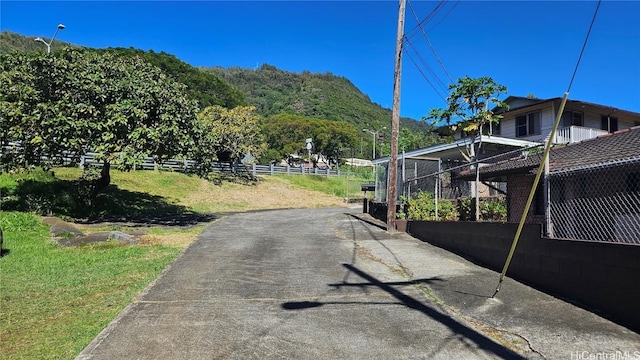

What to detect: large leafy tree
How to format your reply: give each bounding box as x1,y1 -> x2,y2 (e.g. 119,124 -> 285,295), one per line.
0,48 -> 198,197
191,105 -> 265,176
426,76 -> 508,161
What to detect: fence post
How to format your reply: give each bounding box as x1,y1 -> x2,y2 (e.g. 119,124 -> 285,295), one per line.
270,164 -> 274,176
287,165 -> 290,174
80,155 -> 85,169
544,155 -> 551,237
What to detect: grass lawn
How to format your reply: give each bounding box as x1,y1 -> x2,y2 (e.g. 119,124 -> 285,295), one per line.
0,211 -> 187,359
0,167 -> 369,359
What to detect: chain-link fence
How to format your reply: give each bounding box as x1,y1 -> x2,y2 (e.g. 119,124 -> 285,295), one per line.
549,158 -> 640,244
381,143 -> 640,244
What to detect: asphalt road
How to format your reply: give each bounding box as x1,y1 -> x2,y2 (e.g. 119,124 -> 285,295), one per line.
77,207 -> 525,359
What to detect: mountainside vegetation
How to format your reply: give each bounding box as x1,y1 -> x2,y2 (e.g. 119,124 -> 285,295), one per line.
93,47 -> 246,109
1,31 -> 245,110
0,30 -> 77,53
207,64 -> 431,136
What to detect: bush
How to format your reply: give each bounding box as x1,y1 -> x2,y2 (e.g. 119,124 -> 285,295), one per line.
457,196 -> 507,222
403,191 -> 458,221
457,197 -> 472,221
480,198 -> 507,222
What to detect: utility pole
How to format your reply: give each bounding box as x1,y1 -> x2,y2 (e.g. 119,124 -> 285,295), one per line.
387,0 -> 406,233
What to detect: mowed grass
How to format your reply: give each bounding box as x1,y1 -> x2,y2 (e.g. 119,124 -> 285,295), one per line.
0,167 -> 369,359
0,211 -> 185,359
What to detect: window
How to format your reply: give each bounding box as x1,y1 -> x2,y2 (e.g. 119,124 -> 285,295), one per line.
482,121 -> 501,136
561,110 -> 584,127
515,112 -> 541,137
601,115 -> 618,133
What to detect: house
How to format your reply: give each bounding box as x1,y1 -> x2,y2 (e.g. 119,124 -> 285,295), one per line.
492,96 -> 640,143
372,96 -> 640,204
371,135 -> 540,201
464,125 -> 640,243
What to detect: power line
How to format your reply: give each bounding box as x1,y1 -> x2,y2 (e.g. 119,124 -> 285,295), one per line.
567,0 -> 602,93
406,0 -> 454,83
404,0 -> 446,42
403,41 -> 447,103
403,36 -> 448,94
425,0 -> 459,34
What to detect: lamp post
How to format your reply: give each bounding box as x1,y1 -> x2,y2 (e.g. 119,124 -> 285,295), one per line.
362,127 -> 386,159
34,24 -> 65,54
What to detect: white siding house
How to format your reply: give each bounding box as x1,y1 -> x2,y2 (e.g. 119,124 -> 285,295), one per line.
494,96 -> 640,144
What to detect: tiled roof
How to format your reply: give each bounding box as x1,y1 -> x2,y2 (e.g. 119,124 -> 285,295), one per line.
549,126 -> 640,172
467,126 -> 640,179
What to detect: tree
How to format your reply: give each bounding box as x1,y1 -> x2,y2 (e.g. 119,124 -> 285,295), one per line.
426,76 -> 508,221
0,48 -> 199,197
191,105 -> 265,176
426,75 -> 508,162
398,127 -> 443,153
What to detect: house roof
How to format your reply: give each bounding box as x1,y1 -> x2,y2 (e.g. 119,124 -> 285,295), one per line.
465,125 -> 640,179
371,135 -> 540,165
494,96 -> 640,118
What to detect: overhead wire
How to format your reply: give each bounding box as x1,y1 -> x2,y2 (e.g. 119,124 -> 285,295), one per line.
493,0 -> 603,297
567,0 -> 602,93
406,0 -> 454,84
403,36 -> 448,94
404,43 -> 447,103
404,0 -> 445,42
401,0 -> 455,107
425,0 -> 459,34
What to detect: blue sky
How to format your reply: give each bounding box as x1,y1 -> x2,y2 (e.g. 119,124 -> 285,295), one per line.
2,1 -> 639,120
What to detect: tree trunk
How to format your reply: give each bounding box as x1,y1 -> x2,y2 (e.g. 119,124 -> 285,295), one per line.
91,162 -> 111,198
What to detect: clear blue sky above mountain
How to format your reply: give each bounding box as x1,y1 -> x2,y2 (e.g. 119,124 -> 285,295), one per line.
2,1 -> 639,120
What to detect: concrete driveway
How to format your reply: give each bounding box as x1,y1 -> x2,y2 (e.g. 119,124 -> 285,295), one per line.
77,208 -> 640,359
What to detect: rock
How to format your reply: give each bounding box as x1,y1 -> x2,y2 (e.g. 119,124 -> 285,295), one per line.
108,231 -> 140,245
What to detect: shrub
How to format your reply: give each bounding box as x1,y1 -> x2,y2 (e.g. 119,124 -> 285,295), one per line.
404,191 -> 458,221
457,197 -> 473,221
457,196 -> 507,222
480,198 -> 507,222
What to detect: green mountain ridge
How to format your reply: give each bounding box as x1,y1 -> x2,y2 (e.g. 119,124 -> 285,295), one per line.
207,64 -> 427,135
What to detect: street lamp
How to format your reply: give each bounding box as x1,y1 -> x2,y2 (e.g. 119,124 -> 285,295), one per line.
362,127 -> 386,159
34,24 -> 65,54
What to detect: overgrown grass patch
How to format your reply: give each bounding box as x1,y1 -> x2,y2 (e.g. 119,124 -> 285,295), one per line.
0,211 -> 182,359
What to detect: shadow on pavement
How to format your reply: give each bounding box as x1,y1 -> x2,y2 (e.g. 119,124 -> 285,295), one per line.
282,263 -> 524,360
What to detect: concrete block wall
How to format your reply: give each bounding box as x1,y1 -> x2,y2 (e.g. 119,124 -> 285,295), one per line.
407,221 -> 640,332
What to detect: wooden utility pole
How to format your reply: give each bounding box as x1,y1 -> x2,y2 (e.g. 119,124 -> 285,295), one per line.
387,0 -> 406,232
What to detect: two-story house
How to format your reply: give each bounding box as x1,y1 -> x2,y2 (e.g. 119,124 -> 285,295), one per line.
492,96 -> 640,144
371,96 -> 640,204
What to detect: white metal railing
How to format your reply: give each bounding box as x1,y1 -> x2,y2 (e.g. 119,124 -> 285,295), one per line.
1,144 -> 345,177
553,126 -> 608,144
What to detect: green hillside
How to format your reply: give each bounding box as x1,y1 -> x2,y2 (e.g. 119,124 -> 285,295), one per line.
0,31 -> 245,110
91,47 -> 246,109
0,30 -> 77,53
207,64 -> 429,135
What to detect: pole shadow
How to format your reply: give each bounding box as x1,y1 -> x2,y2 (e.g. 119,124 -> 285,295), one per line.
282,263 -> 524,359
